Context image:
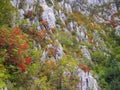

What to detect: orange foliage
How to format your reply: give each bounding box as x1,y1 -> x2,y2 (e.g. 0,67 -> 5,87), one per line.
87,34 -> 93,43
25,57 -> 32,65
78,64 -> 90,72
20,35 -> 27,39
0,38 -> 6,47
18,50 -> 23,55
0,27 -> 31,73
19,63 -> 26,72
47,48 -> 58,56
36,32 -> 45,40
41,20 -> 48,25
50,28 -> 56,32
109,21 -> 117,28
19,42 -> 29,50
63,50 -> 67,54
9,37 -> 16,45
36,30 -> 47,40
41,30 -> 47,34
12,27 -> 21,35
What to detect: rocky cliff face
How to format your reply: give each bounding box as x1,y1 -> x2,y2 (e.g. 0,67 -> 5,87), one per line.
6,0 -> 119,90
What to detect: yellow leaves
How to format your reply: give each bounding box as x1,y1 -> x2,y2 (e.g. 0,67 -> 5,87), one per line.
54,3 -> 63,11
69,13 -> 84,25
88,22 -> 102,31
78,20 -> 83,25
87,33 -> 93,43
72,35 -> 76,40
32,50 -> 42,60
34,76 -> 48,90
44,57 -> 57,75
0,64 -> 7,81
39,6 -> 44,12
68,12 -> 103,31
93,25 -> 101,30
46,58 -> 57,68
34,75 -> 55,90
75,50 -> 82,57
59,56 -> 78,71
28,27 -> 36,33
0,64 -> 5,73
0,28 -> 11,41
44,69 -> 51,75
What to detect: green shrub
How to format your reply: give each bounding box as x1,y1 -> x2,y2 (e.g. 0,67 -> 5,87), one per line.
91,51 -> 107,64
0,0 -> 16,26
